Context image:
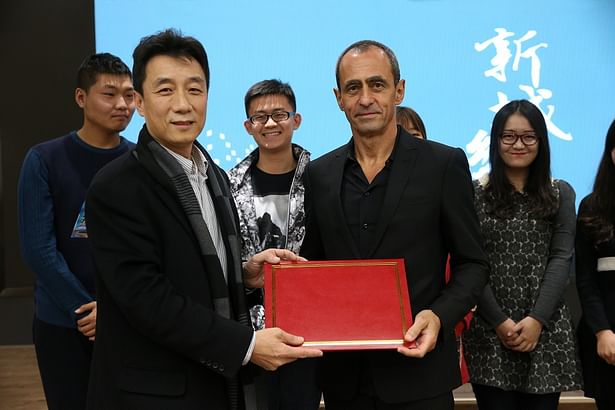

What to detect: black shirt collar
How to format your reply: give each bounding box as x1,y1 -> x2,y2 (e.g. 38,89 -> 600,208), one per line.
345,128 -> 401,168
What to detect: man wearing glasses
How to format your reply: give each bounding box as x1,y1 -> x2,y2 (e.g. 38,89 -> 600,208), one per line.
229,79 -> 320,410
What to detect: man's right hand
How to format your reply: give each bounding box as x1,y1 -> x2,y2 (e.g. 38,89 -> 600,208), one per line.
243,249 -> 307,289
251,328 -> 323,371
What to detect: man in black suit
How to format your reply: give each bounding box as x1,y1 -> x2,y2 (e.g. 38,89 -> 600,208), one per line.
85,29 -> 322,410
300,40 -> 489,409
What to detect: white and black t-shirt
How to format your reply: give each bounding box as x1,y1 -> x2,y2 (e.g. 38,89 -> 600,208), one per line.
251,165 -> 294,250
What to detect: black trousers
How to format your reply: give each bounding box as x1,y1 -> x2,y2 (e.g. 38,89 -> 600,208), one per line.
596,399 -> 615,409
323,363 -> 453,410
33,317 -> 93,410
259,358 -> 321,410
471,383 -> 560,410
324,391 -> 454,410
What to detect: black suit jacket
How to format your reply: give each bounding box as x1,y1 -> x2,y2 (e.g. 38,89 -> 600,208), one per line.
301,128 -> 489,403
85,129 -> 255,410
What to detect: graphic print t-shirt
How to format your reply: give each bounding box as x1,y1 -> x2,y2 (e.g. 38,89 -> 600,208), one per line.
251,165 -> 294,250
71,201 -> 88,238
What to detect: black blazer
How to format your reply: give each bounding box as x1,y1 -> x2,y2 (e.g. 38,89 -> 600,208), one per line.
576,195 -> 615,399
85,129 -> 254,410
301,128 -> 489,403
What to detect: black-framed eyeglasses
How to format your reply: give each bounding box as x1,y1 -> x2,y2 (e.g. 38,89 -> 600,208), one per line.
500,132 -> 538,146
248,111 -> 295,125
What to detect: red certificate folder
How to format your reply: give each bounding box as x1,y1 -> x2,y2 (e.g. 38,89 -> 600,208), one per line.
264,259 -> 412,351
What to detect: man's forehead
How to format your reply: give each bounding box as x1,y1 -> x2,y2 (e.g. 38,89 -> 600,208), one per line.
339,48 -> 392,78
143,55 -> 206,87
146,55 -> 203,74
340,66 -> 392,86
90,74 -> 133,91
94,73 -> 132,85
347,45 -> 385,57
249,94 -> 292,110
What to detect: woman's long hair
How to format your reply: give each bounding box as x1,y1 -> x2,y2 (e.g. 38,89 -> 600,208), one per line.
578,119 -> 615,246
484,99 -> 558,219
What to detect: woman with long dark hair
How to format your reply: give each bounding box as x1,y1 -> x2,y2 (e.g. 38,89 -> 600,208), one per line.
464,100 -> 581,409
576,119 -> 615,409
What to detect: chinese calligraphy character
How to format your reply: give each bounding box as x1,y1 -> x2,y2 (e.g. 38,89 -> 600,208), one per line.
466,129 -> 491,179
512,30 -> 548,88
474,28 -> 515,82
519,85 -> 572,141
469,28 -> 572,176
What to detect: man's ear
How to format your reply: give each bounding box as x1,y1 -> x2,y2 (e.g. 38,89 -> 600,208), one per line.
135,92 -> 146,117
292,112 -> 302,130
243,119 -> 253,135
395,79 -> 406,105
334,88 -> 343,111
75,88 -> 86,108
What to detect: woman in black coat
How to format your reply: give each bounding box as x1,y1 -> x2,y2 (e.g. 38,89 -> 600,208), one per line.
576,118 -> 615,410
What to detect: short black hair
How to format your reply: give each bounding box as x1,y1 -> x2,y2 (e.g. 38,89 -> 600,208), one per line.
244,79 -> 296,117
132,28 -> 210,94
76,53 -> 131,92
335,40 -> 400,89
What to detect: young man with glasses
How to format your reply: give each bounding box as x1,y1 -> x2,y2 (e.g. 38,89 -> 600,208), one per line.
229,79 -> 320,410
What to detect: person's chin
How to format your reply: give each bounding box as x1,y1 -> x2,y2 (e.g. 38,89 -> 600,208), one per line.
355,123 -> 385,135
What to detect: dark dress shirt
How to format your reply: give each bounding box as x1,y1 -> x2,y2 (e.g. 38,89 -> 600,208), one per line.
341,139 -> 395,257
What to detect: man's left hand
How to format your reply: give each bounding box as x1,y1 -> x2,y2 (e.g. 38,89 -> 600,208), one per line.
75,301 -> 97,341
243,249 -> 307,288
397,309 -> 441,358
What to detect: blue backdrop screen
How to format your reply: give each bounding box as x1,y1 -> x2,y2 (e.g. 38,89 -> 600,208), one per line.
95,0 -> 615,204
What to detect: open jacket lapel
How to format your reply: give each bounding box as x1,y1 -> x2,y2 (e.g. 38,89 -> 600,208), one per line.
331,143 -> 362,259
133,128 -> 230,309
133,132 -> 195,238
366,131 -> 419,258
199,142 -> 250,323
